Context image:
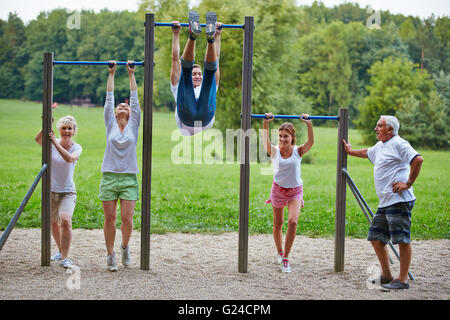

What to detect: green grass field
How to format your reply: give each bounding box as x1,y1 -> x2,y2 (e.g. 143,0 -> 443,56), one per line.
0,99 -> 448,239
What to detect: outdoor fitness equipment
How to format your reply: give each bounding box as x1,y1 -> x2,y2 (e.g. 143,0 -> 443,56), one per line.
155,22 -> 243,29
251,110 -> 349,273
37,14 -> 255,272
251,114 -> 339,121
53,61 -> 144,66
5,14 -> 358,276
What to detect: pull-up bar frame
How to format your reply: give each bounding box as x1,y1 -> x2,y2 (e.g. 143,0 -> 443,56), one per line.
41,14 -> 254,272
251,110 -> 347,272
155,22 -> 243,29
53,61 -> 144,66
249,110 -> 349,273
41,13 -> 348,275
251,114 -> 339,121
238,16 -> 254,273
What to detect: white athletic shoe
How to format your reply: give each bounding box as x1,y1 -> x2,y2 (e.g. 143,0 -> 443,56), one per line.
121,245 -> 131,267
276,252 -> 284,265
51,252 -> 62,261
59,258 -> 74,268
107,253 -> 118,272
281,258 -> 292,273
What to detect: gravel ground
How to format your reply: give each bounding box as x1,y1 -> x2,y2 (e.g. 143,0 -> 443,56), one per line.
0,228 -> 448,300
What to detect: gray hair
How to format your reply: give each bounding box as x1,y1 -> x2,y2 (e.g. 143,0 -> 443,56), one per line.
56,115 -> 77,136
380,115 -> 399,136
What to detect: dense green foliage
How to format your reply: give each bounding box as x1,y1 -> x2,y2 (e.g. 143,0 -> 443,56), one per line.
1,0 -> 449,149
0,99 -> 449,238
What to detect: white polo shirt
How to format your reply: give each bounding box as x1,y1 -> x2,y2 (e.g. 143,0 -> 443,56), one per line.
367,135 -> 420,208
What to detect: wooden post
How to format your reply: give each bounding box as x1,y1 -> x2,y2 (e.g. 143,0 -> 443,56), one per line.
140,13 -> 154,270
238,16 -> 254,273
41,52 -> 53,266
334,108 -> 348,272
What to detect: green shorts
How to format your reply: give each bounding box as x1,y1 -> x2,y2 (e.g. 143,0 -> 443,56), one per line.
99,172 -> 139,201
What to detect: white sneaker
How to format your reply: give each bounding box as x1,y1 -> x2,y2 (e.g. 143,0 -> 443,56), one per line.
107,253 -> 118,272
281,258 -> 292,273
51,252 -> 62,261
276,252 -> 284,265
121,245 -> 131,266
59,258 -> 74,268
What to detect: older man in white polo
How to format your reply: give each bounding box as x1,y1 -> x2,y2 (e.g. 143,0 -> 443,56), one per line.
342,115 -> 423,290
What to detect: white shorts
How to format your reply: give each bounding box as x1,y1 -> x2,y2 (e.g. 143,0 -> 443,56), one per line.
51,192 -> 76,223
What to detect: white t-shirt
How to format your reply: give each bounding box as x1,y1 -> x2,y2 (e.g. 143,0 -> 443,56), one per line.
367,135 -> 420,208
51,140 -> 82,193
101,90 -> 141,174
271,145 -> 303,188
170,82 -> 218,136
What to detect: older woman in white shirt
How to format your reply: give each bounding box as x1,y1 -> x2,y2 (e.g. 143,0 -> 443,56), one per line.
99,61 -> 140,271
35,115 -> 82,269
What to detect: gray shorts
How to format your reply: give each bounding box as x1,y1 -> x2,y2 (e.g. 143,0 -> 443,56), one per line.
367,201 -> 415,245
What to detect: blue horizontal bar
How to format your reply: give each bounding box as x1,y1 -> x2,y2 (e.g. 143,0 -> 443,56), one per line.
155,22 -> 244,29
251,114 -> 339,121
53,61 -> 144,66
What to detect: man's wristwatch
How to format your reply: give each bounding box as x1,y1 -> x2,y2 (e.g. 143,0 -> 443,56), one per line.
406,181 -> 413,187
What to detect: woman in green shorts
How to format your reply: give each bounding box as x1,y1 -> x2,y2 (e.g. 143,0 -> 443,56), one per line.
99,60 -> 140,271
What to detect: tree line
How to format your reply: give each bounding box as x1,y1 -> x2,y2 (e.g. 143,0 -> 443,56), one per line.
1,0 -> 448,148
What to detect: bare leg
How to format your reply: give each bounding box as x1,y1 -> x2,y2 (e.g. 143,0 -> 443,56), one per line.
398,243 -> 412,283
59,213 -> 72,260
181,38 -> 196,62
103,200 -> 118,256
272,206 -> 284,255
51,221 -> 61,253
205,42 -> 217,63
371,240 -> 393,279
119,199 -> 136,248
283,199 -> 301,258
